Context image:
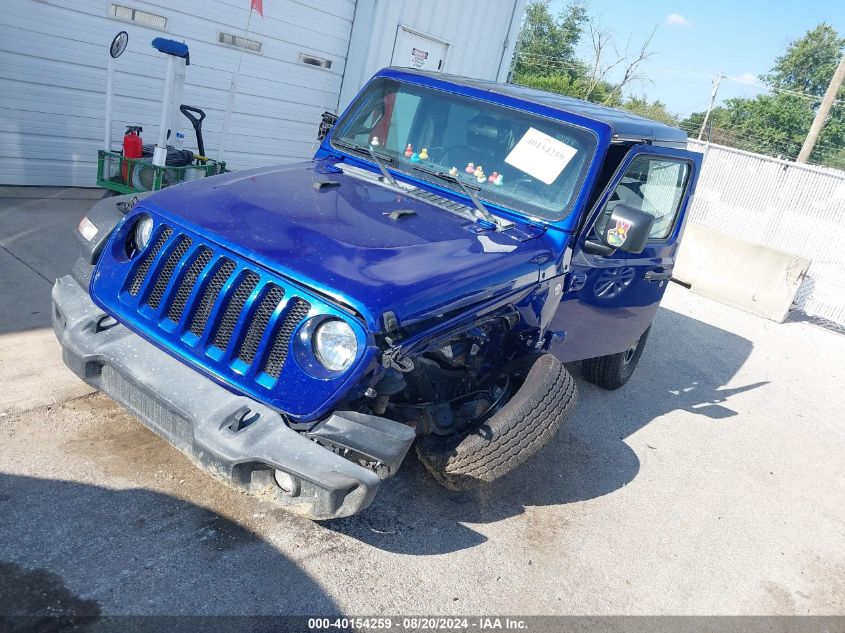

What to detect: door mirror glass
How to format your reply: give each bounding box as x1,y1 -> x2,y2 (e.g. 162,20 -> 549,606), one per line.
600,204 -> 655,254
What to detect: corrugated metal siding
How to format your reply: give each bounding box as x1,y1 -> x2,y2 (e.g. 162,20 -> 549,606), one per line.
338,0 -> 526,109
0,0 -> 355,185
688,140 -> 845,326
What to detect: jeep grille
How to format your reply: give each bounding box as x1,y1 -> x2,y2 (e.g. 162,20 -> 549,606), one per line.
120,225 -> 312,384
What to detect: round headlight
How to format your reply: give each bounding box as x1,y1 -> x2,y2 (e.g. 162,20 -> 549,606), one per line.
133,215 -> 154,251
313,320 -> 357,372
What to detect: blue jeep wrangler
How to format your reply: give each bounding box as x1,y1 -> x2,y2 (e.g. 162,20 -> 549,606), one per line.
53,68 -> 702,519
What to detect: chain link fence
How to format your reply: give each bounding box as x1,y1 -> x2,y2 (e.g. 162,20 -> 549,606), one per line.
686,140 -> 845,326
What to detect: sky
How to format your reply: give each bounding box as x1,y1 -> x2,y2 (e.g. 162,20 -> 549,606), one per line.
547,0 -> 845,118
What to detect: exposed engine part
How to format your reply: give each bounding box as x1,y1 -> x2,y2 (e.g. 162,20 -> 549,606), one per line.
430,316 -> 511,376
374,395 -> 389,415
391,373 -> 511,435
502,310 -> 520,329
371,369 -> 406,415
381,347 -> 414,372
374,311 -> 519,436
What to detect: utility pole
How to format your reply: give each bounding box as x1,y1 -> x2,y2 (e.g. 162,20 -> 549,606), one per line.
797,53 -> 845,164
698,73 -> 723,141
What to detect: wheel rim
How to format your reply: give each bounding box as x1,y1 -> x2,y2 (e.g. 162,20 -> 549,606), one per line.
623,339 -> 639,365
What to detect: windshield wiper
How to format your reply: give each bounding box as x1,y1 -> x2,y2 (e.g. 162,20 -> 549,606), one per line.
332,138 -> 403,189
412,165 -> 513,230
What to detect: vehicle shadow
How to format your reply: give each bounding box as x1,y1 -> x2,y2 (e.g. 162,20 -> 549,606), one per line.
0,473 -> 339,623
323,304 -> 766,554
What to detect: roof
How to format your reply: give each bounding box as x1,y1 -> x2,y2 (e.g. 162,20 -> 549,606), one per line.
383,67 -> 688,145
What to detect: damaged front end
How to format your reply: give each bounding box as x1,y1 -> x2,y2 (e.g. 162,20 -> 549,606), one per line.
363,308 -> 524,437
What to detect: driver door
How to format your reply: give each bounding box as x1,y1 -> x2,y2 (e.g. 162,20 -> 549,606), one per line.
551,144 -> 703,362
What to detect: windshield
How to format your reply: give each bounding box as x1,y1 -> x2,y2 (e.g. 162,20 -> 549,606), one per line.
331,78 -> 598,222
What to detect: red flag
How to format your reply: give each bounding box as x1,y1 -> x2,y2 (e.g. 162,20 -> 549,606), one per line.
250,0 -> 263,17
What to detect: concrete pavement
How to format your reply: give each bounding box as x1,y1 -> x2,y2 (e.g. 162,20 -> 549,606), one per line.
0,187 -> 97,413
1,187 -> 843,617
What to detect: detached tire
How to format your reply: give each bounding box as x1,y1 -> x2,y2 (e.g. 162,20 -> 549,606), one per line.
416,353 -> 577,491
581,326 -> 650,390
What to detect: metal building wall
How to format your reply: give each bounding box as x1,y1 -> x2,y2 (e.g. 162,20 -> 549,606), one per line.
687,140 -> 845,326
0,0 -> 355,186
338,0 -> 526,110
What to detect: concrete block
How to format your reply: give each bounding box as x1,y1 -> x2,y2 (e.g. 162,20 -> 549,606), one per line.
673,223 -> 810,322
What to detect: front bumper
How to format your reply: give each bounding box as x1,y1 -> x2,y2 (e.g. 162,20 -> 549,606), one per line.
51,275 -> 410,519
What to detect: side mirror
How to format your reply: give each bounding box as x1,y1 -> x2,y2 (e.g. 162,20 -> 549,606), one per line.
598,204 -> 655,254
317,111 -> 337,141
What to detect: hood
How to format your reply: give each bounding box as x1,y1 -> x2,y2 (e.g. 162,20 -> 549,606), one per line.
142,160 -> 557,330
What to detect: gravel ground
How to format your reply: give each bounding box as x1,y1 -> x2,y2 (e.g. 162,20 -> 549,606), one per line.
1,188 -> 843,617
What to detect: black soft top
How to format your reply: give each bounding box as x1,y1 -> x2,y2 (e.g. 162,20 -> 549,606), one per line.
389,68 -> 688,147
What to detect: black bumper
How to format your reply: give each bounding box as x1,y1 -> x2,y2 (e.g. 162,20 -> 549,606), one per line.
51,275 -> 413,519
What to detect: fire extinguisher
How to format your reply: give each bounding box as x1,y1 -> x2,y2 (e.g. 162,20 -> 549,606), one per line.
122,125 -> 143,183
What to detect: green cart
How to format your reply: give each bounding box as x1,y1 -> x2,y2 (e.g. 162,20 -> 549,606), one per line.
96,150 -> 226,195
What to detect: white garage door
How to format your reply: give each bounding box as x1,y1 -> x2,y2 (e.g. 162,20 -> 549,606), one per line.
0,0 -> 355,186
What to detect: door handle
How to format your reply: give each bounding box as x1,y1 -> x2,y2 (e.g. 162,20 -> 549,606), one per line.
644,268 -> 672,282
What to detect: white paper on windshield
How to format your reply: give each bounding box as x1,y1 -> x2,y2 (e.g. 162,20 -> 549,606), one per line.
504,127 -> 577,185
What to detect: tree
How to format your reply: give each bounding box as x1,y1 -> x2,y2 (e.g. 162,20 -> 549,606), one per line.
762,24 -> 845,97
680,24 -> 845,167
511,1 -> 660,110
512,1 -> 587,81
622,96 -> 677,126
583,21 -> 658,103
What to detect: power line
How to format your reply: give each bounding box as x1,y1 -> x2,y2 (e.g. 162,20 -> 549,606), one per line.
513,51 -> 844,167
723,74 -> 845,105
683,120 -> 844,162
514,52 -> 845,105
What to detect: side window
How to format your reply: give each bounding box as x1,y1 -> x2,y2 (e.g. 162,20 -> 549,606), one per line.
597,156 -> 690,240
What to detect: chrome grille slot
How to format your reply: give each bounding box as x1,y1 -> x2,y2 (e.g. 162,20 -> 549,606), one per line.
237,285 -> 284,365
167,247 -> 213,323
146,236 -> 192,309
188,259 -> 237,337
127,227 -> 173,296
263,298 -> 311,379
212,272 -> 260,351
